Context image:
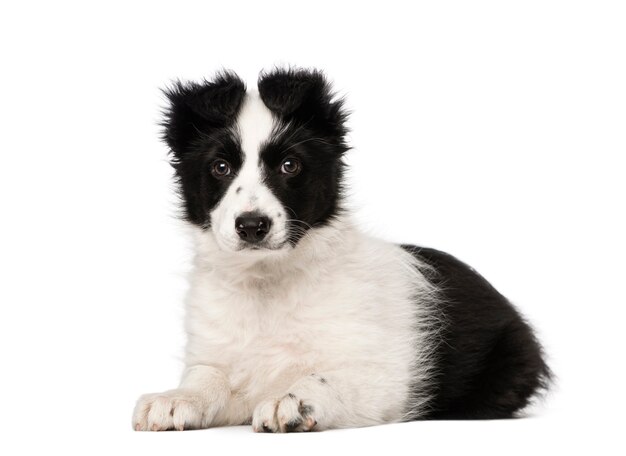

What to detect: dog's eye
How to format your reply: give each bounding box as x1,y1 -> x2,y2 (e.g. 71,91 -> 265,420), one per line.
280,158 -> 301,175
211,159 -> 231,178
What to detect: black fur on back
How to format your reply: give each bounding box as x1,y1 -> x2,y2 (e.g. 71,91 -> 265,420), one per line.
402,245 -> 552,419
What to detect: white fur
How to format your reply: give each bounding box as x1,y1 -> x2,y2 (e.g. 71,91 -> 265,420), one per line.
209,93 -> 288,252
133,92 -> 439,431
133,217 -> 438,431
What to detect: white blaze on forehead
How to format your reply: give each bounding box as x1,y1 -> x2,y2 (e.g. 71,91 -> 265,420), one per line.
209,91 -> 287,252
236,92 -> 275,162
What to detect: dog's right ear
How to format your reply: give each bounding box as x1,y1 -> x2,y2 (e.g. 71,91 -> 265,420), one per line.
162,71 -> 246,156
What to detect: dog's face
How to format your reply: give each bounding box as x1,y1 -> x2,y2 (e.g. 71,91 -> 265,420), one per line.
163,69 -> 349,252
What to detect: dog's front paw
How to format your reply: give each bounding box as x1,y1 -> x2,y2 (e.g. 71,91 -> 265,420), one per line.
132,389 -> 204,431
252,393 -> 317,433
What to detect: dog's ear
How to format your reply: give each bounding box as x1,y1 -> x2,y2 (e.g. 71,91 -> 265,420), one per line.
258,68 -> 348,137
162,71 -> 246,156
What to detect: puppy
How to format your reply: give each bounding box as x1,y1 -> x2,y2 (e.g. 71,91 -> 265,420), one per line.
132,68 -> 550,432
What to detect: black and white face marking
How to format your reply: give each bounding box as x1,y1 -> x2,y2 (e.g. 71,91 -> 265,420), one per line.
163,72 -> 247,227
163,69 -> 349,253
209,94 -> 289,251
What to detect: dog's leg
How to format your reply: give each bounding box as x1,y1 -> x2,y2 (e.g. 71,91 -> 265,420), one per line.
132,365 -> 230,431
252,373 -> 351,432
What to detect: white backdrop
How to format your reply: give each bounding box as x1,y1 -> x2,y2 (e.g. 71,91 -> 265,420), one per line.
1,1 -> 624,454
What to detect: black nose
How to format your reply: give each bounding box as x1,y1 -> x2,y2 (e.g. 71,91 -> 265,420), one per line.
235,212 -> 272,243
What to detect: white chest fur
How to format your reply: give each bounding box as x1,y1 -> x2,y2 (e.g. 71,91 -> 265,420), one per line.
182,219 -> 436,425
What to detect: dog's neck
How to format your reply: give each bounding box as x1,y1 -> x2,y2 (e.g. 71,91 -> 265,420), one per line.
190,216 -> 354,287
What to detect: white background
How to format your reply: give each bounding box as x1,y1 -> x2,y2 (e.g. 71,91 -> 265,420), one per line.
1,1 -> 624,454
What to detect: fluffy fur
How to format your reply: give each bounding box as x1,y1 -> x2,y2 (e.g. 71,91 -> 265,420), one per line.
132,68 -> 550,432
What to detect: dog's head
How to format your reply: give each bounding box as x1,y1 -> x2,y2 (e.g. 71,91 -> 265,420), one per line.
163,68 -> 349,253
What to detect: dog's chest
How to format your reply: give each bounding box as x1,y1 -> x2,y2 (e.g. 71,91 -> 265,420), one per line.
185,273 -> 347,397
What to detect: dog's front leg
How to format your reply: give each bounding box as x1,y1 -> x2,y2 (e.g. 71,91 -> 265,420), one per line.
252,373 -> 353,432
132,365 -> 230,431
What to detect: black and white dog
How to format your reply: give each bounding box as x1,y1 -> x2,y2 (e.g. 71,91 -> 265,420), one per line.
133,68 -> 550,432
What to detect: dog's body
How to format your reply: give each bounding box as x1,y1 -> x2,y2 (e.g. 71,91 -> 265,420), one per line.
133,69 -> 550,432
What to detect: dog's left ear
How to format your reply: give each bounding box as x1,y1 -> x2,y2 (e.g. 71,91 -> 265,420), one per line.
258,68 -> 348,138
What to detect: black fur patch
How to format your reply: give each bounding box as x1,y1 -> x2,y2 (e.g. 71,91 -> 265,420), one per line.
299,403 -> 315,418
162,71 -> 246,226
402,245 -> 552,419
284,418 -> 302,432
258,68 -> 350,244
260,424 -> 274,433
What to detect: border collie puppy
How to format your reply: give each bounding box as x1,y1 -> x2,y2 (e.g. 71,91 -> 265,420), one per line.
132,68 -> 551,432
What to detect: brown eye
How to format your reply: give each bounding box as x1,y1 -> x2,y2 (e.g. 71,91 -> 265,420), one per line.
280,158 -> 301,175
211,159 -> 231,178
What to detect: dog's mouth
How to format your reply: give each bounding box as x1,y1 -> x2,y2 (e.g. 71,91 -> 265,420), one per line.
235,239 -> 289,252
233,227 -> 295,252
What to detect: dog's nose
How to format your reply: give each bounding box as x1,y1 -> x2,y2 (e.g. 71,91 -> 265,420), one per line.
235,212 -> 272,243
